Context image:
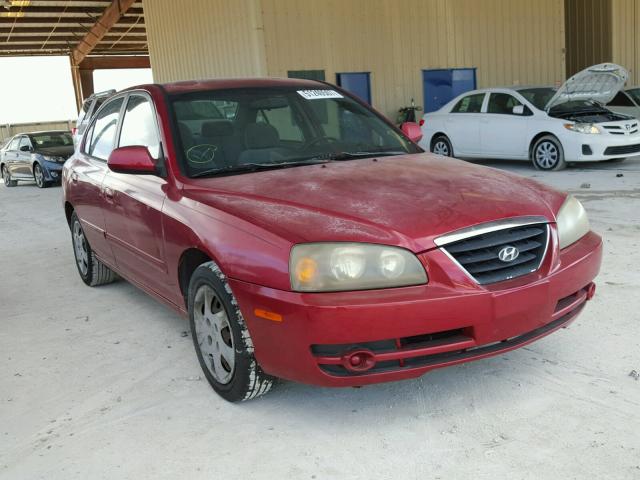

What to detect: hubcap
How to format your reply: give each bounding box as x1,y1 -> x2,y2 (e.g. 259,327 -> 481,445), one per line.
72,221 -> 89,276
35,166 -> 43,186
535,141 -> 558,169
433,140 -> 450,156
193,285 -> 236,384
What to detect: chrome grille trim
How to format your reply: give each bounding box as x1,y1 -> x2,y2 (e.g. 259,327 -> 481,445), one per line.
434,216 -> 549,247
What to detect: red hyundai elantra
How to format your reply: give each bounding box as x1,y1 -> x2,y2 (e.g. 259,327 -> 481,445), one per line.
62,78 -> 602,402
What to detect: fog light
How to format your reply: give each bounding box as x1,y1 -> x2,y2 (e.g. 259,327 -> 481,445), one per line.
341,349 -> 376,372
50,171 -> 58,178
582,145 -> 593,155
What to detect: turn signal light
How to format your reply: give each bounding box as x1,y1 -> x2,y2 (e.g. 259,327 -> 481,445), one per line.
295,257 -> 317,283
254,309 -> 283,322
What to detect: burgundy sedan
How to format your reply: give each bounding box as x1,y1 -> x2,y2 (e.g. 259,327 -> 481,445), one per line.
62,78 -> 602,402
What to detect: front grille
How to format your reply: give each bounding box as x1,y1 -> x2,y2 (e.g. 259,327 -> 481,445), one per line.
604,143 -> 640,155
603,123 -> 639,135
441,224 -> 548,284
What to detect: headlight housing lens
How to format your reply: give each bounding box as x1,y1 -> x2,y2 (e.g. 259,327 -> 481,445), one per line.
563,123 -> 600,134
290,243 -> 427,292
42,155 -> 66,163
556,195 -> 590,249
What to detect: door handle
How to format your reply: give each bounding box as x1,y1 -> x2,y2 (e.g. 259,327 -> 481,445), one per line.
71,171 -> 78,183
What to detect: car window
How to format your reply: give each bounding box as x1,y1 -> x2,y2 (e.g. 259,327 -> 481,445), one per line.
607,91 -> 635,107
626,89 -> 640,105
517,88 -> 556,110
31,132 -> 73,148
119,95 -> 162,159
8,137 -> 20,151
18,136 -> 31,150
487,93 -> 524,114
87,97 -> 124,161
451,93 -> 485,113
77,99 -> 92,126
171,87 -> 419,177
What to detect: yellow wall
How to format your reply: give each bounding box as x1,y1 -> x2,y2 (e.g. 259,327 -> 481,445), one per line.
612,0 -> 640,85
144,0 -> 566,118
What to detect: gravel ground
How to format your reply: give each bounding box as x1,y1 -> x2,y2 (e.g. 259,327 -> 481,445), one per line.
1,158 -> 639,479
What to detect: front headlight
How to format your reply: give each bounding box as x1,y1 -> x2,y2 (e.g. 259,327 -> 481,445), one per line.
42,155 -> 66,163
563,123 -> 600,134
557,195 -> 590,249
290,243 -> 428,292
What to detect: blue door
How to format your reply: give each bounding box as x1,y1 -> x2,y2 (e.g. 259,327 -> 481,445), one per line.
336,72 -> 371,104
423,68 -> 476,113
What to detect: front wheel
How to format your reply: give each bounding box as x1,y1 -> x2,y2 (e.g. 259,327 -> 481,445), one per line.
70,212 -> 118,286
2,165 -> 17,187
188,261 -> 274,402
532,135 -> 566,171
34,163 -> 49,188
431,135 -> 453,157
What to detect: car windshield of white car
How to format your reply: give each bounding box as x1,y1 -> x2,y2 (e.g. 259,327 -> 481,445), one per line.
518,88 -> 556,110
170,87 -> 420,178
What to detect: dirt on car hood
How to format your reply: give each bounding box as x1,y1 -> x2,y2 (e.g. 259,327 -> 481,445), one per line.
185,154 -> 566,252
545,63 -> 628,111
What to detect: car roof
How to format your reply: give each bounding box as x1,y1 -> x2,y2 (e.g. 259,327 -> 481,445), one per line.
123,77 -> 328,95
22,130 -> 70,135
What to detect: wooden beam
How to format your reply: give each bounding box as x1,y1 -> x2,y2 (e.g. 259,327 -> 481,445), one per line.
0,6 -> 144,15
0,26 -> 146,34
0,43 -> 146,52
79,55 -> 150,70
0,35 -> 147,43
0,17 -> 142,25
71,0 -> 138,65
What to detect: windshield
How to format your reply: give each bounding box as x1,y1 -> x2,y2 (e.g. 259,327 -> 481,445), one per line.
170,87 -> 420,177
626,88 -> 640,105
30,132 -> 73,148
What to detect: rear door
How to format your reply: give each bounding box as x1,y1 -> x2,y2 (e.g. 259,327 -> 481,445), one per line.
444,92 -> 485,155
69,96 -> 126,265
101,93 -> 171,298
479,92 -> 531,158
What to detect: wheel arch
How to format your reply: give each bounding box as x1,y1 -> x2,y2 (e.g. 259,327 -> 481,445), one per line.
529,131 -> 560,159
178,248 -> 214,307
430,131 -> 450,149
64,201 -> 75,226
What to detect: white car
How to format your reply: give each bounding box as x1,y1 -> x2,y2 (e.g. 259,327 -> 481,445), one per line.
419,63 -> 640,170
606,88 -> 640,119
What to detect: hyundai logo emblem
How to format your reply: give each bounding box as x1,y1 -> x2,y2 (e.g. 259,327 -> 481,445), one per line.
498,245 -> 519,262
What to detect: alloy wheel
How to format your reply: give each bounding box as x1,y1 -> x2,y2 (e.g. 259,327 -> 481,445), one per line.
535,141 -> 558,169
433,140 -> 450,156
72,221 -> 89,276
34,165 -> 44,187
193,285 -> 236,384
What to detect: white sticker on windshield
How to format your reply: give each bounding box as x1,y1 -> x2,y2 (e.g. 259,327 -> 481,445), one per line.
297,89 -> 343,100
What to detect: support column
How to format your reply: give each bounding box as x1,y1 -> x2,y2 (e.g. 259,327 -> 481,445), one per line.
79,69 -> 95,100
69,55 -> 83,113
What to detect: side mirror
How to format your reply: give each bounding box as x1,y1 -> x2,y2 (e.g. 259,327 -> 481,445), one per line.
512,105 -> 525,115
107,146 -> 157,175
20,145 -> 31,152
401,122 -> 423,143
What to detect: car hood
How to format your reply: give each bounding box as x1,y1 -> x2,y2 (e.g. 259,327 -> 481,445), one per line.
35,145 -> 74,159
545,63 -> 628,111
184,154 -> 565,252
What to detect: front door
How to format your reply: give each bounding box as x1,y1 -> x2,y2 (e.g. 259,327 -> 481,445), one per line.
423,68 -> 476,113
16,136 -> 33,177
101,93 -> 171,299
479,92 -> 531,158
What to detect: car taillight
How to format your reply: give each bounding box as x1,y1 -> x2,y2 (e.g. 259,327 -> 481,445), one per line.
72,127 -> 77,136
419,119 -> 425,126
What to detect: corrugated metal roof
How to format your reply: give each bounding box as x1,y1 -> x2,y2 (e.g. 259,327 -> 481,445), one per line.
0,0 -> 147,56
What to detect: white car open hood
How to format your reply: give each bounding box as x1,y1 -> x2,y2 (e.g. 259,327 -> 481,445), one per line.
545,63 -> 628,111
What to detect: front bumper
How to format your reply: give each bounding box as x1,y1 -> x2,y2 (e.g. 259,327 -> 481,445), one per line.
230,230 -> 602,387
563,132 -> 640,161
42,161 -> 64,182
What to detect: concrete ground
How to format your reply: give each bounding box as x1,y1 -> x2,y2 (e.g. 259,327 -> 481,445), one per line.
1,158 -> 639,480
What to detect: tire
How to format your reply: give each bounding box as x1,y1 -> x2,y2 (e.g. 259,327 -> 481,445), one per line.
33,163 -> 49,188
532,135 -> 566,171
2,165 -> 17,187
70,212 -> 118,287
188,261 -> 274,402
431,135 -> 453,157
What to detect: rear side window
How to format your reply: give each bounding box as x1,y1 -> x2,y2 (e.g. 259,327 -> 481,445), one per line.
451,93 -> 485,113
8,137 -> 20,151
119,95 -> 162,159
86,97 -> 124,160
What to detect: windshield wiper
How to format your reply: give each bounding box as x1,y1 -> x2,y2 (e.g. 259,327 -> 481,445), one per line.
317,150 -> 406,161
190,159 -> 329,178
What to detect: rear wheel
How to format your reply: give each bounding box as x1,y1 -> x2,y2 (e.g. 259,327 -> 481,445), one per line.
532,135 -> 566,171
2,165 -> 17,187
34,163 -> 49,188
431,135 -> 453,157
70,212 -> 118,286
188,261 -> 274,402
